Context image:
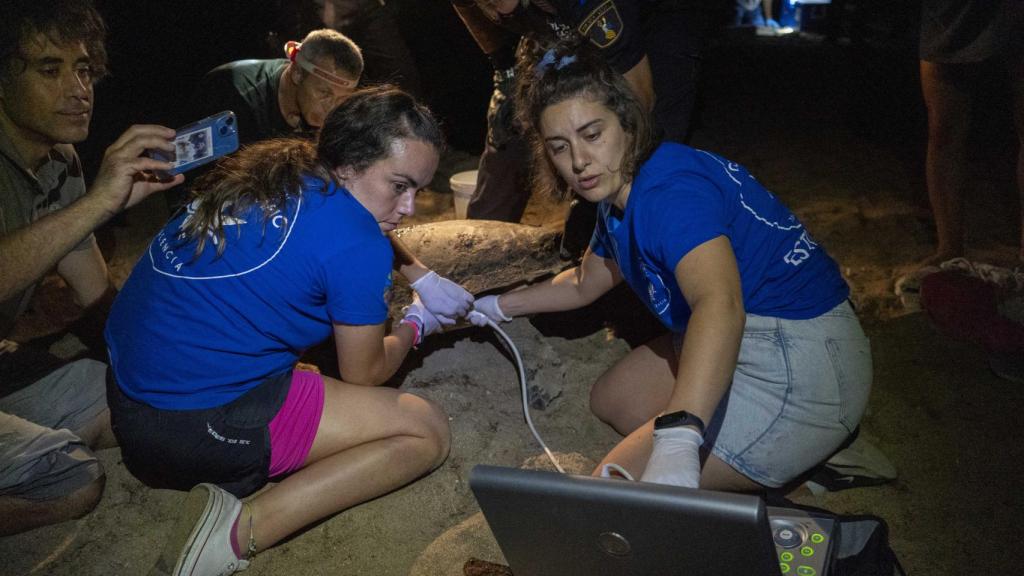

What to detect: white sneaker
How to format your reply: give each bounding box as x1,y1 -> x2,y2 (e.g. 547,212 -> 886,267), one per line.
149,483 -> 250,576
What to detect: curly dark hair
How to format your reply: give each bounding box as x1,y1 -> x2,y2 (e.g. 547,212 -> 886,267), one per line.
0,0 -> 108,82
514,40 -> 656,200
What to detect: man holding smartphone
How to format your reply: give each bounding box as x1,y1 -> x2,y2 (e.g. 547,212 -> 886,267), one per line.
0,0 -> 183,535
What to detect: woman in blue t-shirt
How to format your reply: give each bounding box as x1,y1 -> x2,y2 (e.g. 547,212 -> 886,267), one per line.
471,46 -> 872,492
105,87 -> 470,575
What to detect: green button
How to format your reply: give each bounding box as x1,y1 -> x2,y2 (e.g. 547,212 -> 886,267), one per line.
780,551 -> 794,562
797,566 -> 816,576
800,546 -> 815,557
779,562 -> 791,573
810,533 -> 825,544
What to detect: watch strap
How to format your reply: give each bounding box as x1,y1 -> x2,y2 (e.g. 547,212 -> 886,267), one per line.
653,410 -> 705,435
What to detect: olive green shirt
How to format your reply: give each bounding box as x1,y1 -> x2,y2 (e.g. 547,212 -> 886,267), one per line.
0,129 -> 92,339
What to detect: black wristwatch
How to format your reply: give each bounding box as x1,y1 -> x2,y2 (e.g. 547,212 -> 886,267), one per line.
653,410 -> 705,435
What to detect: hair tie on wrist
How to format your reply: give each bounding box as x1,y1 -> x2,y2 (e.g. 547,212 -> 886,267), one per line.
399,317 -> 422,348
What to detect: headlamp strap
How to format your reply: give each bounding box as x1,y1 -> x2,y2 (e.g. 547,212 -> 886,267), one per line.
283,41 -> 357,89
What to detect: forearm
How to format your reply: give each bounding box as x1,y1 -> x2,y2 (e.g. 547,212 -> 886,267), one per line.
666,296 -> 745,425
66,283 -> 118,358
498,265 -> 610,317
57,240 -> 112,308
376,325 -> 419,385
0,194 -> 112,302
339,322 -> 418,386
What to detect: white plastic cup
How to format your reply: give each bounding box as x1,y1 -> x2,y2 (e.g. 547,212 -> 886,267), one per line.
449,170 -> 477,220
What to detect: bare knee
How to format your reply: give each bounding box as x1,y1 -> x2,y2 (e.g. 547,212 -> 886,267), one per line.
589,374 -> 615,424
589,374 -> 634,435
407,396 -> 451,470
65,474 -> 106,519
0,474 -> 106,536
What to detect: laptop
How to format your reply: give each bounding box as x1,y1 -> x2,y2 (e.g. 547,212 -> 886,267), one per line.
469,465 -> 836,576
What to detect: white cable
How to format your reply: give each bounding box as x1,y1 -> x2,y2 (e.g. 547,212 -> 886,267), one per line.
469,311 -> 565,474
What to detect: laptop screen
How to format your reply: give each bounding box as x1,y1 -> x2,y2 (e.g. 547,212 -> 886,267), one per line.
470,465 -> 783,576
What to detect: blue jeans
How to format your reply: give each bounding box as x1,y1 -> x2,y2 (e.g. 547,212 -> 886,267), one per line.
692,301 -> 872,487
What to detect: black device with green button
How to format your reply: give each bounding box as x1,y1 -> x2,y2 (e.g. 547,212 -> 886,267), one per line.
767,506 -> 838,575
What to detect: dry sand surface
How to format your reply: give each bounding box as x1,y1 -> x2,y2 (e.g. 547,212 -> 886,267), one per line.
3,35 -> 1023,576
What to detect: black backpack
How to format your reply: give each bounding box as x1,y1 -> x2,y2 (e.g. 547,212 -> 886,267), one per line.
767,495 -> 907,576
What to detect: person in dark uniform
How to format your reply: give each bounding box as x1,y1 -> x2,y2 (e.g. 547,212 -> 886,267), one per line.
316,0 -> 422,97
450,0 -> 705,256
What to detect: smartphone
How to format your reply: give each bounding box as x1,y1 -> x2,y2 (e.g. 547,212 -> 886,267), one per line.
151,110 -> 239,176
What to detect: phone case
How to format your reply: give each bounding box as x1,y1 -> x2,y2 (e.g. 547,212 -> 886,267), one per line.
152,110 -> 240,175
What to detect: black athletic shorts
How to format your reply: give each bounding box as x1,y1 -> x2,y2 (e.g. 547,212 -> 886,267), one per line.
106,370 -> 291,498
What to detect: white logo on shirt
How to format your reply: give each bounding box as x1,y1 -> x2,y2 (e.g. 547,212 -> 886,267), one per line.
643,264 -> 671,316
783,230 -> 819,266
179,199 -> 248,247
150,196 -> 301,279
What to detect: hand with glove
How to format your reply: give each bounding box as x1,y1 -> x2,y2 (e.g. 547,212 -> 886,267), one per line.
410,271 -> 473,325
639,426 -> 703,488
469,294 -> 512,327
401,293 -> 443,347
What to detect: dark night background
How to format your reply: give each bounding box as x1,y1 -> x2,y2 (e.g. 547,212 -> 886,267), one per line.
77,0 -> 1019,209
85,0 -> 496,172
71,0 -> 1023,274
79,4 -> 842,163
78,0 -> 1019,203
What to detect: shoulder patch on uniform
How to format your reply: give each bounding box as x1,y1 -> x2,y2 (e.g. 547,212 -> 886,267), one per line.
578,0 -> 623,49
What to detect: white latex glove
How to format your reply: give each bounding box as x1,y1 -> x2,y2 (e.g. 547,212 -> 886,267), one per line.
639,426 -> 703,488
469,295 -> 512,327
402,294 -> 442,345
410,271 -> 473,325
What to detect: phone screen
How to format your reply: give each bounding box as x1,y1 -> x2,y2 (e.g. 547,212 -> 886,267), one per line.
169,126 -> 215,171
147,111 -> 239,176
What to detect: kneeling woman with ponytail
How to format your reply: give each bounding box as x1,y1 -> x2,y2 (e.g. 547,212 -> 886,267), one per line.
106,87 -> 462,575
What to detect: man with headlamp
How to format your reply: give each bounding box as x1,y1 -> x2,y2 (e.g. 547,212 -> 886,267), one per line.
192,28 -> 362,146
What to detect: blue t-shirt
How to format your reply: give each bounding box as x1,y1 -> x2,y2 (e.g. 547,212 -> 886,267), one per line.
591,143 -> 848,333
106,177 -> 393,410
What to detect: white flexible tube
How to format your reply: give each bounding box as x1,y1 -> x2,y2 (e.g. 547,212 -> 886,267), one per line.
469,311 -> 565,474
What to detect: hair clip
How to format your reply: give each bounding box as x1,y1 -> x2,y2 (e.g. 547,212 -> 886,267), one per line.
556,55 -> 577,69
534,49 -> 578,78
534,49 -> 557,77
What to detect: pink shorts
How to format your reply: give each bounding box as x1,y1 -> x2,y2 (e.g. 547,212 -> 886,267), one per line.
268,370 -> 325,478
